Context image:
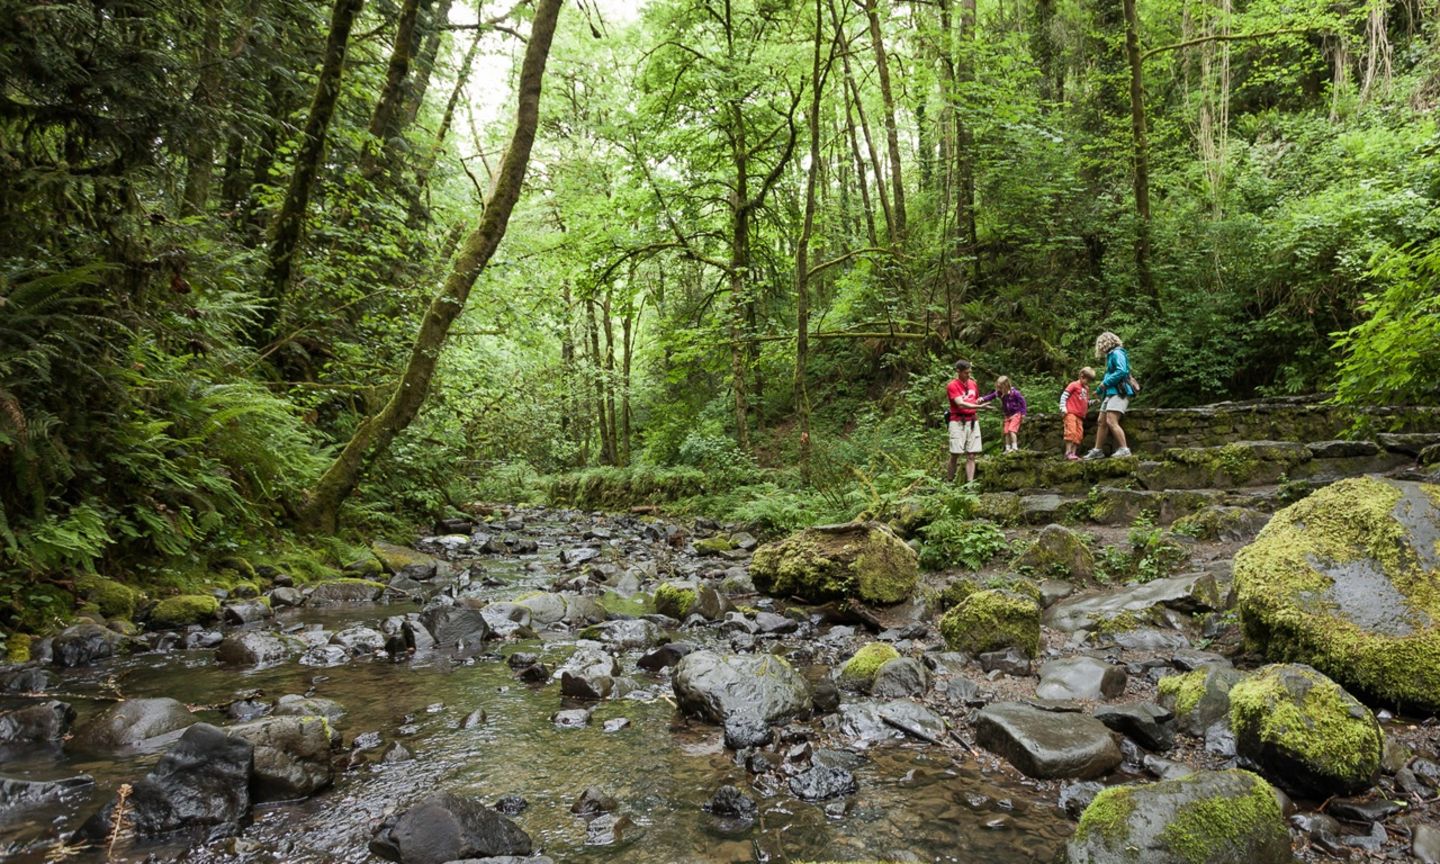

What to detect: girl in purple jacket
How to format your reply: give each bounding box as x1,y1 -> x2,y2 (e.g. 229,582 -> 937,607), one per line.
980,376 -> 1028,453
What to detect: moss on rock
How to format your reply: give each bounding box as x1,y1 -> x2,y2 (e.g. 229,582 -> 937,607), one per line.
1157,665 -> 1241,736
1228,663 -> 1382,796
654,582 -> 698,619
839,642 -> 901,690
1233,476 -> 1440,711
6,633 -> 32,663
751,521 -> 917,605
938,589 -> 1040,656
1075,785 -> 1137,845
694,536 -> 734,555
370,541 -> 437,575
1013,524 -> 1094,581
149,594 -> 220,628
75,575 -> 144,620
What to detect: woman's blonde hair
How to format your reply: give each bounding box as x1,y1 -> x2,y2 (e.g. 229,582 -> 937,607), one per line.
1094,331 -> 1123,359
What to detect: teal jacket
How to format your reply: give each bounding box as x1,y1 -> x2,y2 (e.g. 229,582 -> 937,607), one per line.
1098,347 -> 1134,398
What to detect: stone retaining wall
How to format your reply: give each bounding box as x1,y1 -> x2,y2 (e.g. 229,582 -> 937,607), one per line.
1021,397 -> 1440,454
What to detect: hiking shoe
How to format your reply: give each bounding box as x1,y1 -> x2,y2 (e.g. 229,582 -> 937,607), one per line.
1111,447 -> 1132,458
1082,448 -> 1105,460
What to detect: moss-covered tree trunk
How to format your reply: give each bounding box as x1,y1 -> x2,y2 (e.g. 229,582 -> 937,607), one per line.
796,0 -> 830,473
862,0 -> 906,241
1123,0 -> 1155,300
260,0 -> 366,339
295,0 -> 564,533
362,0 -> 425,178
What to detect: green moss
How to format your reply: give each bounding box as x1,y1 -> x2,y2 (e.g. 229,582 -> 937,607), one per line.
149,593 -> 220,628
74,575 -> 144,620
938,589 -> 1040,656
1156,771 -> 1285,864
653,582 -> 697,618
214,555 -> 258,581
933,578 -> 981,612
694,536 -> 734,554
1229,664 -> 1382,784
1234,476 -> 1440,710
751,523 -> 918,605
371,541 -> 436,575
1092,609 -> 1145,637
1074,785 -> 1136,844
597,591 -> 653,618
6,633 -> 32,663
1158,669 -> 1207,718
839,642 -> 901,688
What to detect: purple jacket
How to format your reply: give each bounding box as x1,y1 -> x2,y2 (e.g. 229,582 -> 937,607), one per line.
981,388 -> 1027,417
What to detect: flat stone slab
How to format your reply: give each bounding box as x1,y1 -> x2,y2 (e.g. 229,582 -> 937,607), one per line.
1044,573 -> 1221,632
974,702 -> 1121,780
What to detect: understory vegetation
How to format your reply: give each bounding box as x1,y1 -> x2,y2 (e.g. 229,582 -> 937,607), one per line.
2,0 -> 1439,635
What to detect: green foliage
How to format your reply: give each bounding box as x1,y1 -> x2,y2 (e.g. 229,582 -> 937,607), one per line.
1334,235 -> 1440,407
918,519 -> 1009,571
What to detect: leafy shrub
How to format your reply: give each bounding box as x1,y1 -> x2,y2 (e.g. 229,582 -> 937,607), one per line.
918,519 -> 1010,571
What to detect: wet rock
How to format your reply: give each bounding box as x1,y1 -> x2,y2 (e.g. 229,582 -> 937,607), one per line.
369,792 -> 532,864
1142,754 -> 1194,781
514,593 -> 567,626
2,667 -> 51,693
80,723 -> 253,841
515,663 -> 550,684
330,625 -> 387,655
222,600 -> 272,625
561,547 -> 601,566
602,717 -> 629,733
1171,506 -> 1269,542
1290,811 -> 1343,848
372,542 -> 440,580
558,646 -> 619,700
939,676 -> 982,705
708,784 -> 757,820
979,648 -> 1032,676
1058,780 -> 1104,819
1110,628 -> 1191,652
562,594 -> 607,625
672,651 -> 812,746
876,699 -> 946,743
72,697 -> 195,751
1156,665 -> 1240,736
570,786 -> 617,816
751,521 -> 918,605
228,715 -> 335,801
582,619 -> 666,650
837,642 -> 899,691
719,567 -> 755,595
974,702 -> 1122,780
273,695 -> 345,723
1229,664 -> 1382,797
216,631 -> 296,668
810,679 -> 840,714
459,709 -> 487,729
584,812 -> 635,845
788,764 -> 857,801
269,587 -> 304,608
1233,477 -> 1440,710
1327,796 -> 1404,822
1037,657 -> 1127,702
0,775 -> 94,811
1014,524 -> 1094,581
227,698 -> 270,722
182,629 -> 225,650
552,708 -> 592,729
382,741 -> 413,763
753,611 -> 797,634
871,657 -> 930,698
1094,703 -> 1174,751
1414,822 -> 1440,863
306,579 -> 386,605
402,617 -> 438,652
1045,572 -> 1223,632
721,612 -> 760,635
654,582 -> 728,621
1066,769 -> 1290,864
480,603 -> 532,638
493,794 -> 528,815
51,623 -> 120,668
300,644 -> 351,667
0,700 -> 73,744
421,607 -> 491,648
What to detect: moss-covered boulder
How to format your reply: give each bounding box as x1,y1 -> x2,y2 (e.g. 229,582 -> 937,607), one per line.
750,521 -> 917,605
838,643 -> 901,691
371,542 -> 439,578
75,575 -> 145,620
653,582 -> 727,621
1156,665 -> 1241,737
148,594 -> 220,628
1013,524 -> 1094,581
1067,769 -> 1291,864
1233,476 -> 1440,711
694,536 -> 734,556
938,589 -> 1040,657
1171,506 -> 1270,542
1229,663 -> 1382,797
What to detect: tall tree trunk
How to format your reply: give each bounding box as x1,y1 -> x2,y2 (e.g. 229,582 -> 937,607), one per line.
561,281 -> 575,445
621,296 -> 634,467
957,0 -> 979,287
1032,0 -> 1059,103
861,0 -> 906,240
401,0 -> 454,128
602,287 -> 619,466
363,0 -> 426,178
796,0 -> 829,473
295,0 -> 563,533
260,0 -> 366,338
182,3 -> 224,216
1122,0 -> 1154,300
586,296 -> 611,464
842,91 -> 878,246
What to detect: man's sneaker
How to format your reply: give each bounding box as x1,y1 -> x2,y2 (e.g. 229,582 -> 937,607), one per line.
1112,447 -> 1132,458
1082,448 -> 1106,460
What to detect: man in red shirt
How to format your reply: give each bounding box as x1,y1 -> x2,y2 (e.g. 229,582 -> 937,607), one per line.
946,359 -> 986,483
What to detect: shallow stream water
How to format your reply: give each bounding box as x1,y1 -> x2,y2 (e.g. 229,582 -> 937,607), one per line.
1,513 -> 1073,864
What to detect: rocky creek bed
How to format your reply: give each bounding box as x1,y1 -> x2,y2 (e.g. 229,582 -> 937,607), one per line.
3,477 -> 1440,863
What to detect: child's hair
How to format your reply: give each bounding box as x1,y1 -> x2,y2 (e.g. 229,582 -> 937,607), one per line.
995,375 -> 1011,390
1079,366 -> 1096,381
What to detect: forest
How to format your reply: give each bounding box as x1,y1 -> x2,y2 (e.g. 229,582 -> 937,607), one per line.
2,0 -> 1440,861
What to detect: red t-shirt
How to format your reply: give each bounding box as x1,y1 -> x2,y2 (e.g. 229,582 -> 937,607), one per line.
1064,380 -> 1090,416
948,377 -> 979,422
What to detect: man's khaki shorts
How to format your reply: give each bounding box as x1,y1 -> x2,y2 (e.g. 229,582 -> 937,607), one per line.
949,420 -> 982,454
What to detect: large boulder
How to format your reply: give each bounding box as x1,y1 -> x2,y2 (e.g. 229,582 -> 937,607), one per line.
227,715 -> 336,801
0,700 -> 73,744
1157,666 -> 1241,737
215,631 -> 297,668
974,702 -> 1122,780
653,582 -> 728,621
750,521 -> 917,605
1036,657 -> 1127,702
1228,663 -> 1382,797
1066,769 -> 1291,864
148,594 -> 220,628
672,651 -> 812,746
51,622 -> 121,668
371,542 -> 441,580
306,579 -> 386,606
420,606 -> 491,647
557,646 -> 620,700
369,792 -> 532,864
71,697 -> 196,751
79,723 -> 253,841
939,590 -> 1041,657
1014,524 -> 1095,581
1234,477 -> 1440,710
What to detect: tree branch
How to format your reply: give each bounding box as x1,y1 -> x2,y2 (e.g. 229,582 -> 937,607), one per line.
1141,28 -> 1319,61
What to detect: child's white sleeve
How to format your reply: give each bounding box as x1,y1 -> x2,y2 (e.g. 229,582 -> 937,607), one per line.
1058,390 -> 1069,414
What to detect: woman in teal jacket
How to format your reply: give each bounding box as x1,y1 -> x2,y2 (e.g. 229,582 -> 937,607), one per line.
1083,331 -> 1133,459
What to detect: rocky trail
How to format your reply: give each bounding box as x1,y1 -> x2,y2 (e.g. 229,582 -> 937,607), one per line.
3,425 -> 1440,863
